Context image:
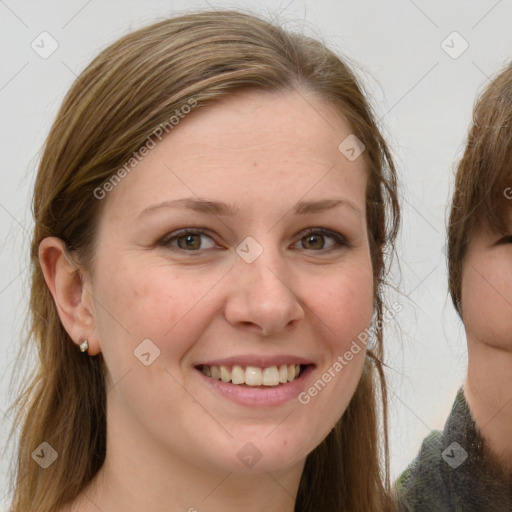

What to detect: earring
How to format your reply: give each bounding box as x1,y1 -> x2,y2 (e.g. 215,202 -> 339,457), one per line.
79,339 -> 89,353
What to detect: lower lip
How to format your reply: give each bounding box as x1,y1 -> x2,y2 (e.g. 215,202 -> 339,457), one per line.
197,366 -> 314,407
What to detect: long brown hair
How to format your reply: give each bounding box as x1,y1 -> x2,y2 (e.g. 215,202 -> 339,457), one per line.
8,9 -> 399,511
448,64 -> 512,316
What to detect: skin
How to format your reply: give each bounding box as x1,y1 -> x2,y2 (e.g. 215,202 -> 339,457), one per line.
40,89 -> 374,511
462,223 -> 512,472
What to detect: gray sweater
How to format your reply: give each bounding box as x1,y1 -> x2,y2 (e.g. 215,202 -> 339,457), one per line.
396,389 -> 512,511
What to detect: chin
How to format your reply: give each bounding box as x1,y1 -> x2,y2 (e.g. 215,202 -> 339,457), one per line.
199,433 -> 315,475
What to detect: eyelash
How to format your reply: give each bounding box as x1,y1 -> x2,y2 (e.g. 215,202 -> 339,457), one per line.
497,235 -> 512,245
158,228 -> 349,253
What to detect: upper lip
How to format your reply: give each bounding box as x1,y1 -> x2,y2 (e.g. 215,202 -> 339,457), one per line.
196,355 -> 315,368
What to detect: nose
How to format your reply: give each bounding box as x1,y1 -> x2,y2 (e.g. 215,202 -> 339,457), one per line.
224,251 -> 305,336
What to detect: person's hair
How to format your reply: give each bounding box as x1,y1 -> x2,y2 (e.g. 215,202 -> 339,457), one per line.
448,63 -> 512,316
8,9 -> 399,512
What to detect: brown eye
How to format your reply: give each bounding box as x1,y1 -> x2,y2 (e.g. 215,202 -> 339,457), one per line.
177,234 -> 202,250
293,229 -> 347,251
301,234 -> 325,250
160,230 -> 217,251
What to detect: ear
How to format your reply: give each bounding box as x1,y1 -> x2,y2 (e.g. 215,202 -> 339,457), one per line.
38,237 -> 101,355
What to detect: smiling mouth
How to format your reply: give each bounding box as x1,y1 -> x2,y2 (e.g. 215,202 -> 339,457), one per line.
197,364 -> 306,387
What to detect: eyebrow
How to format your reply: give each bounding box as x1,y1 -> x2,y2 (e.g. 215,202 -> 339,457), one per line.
137,198 -> 238,219
294,198 -> 361,216
137,197 -> 362,219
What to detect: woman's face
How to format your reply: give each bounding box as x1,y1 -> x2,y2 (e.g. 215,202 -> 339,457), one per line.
87,89 -> 374,474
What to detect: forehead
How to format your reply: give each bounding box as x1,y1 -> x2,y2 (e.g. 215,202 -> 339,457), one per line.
100,89 -> 369,221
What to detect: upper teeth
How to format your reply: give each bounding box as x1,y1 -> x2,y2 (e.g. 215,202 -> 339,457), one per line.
201,364 -> 301,386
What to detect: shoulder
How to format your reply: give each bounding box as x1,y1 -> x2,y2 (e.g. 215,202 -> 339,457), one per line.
396,390 -> 466,511
396,389 -> 512,512
396,429 -> 451,511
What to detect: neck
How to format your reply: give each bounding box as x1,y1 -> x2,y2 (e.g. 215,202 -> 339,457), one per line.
79,405 -> 303,512
465,337 -> 512,472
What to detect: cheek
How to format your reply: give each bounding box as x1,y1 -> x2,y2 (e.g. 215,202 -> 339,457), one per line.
91,259 -> 225,371
309,265 -> 375,352
462,264 -> 512,347
293,266 -> 373,441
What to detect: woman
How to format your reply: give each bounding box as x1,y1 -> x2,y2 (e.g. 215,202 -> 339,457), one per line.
8,9 -> 399,511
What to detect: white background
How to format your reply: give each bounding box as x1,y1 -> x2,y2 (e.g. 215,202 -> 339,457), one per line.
1,0 -> 511,505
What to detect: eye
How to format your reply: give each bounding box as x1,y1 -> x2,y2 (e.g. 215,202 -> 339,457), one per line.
293,229 -> 347,251
159,229 -> 217,251
497,235 -> 512,245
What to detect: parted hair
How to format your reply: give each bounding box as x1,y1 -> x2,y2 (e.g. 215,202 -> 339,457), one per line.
9,10 -> 399,512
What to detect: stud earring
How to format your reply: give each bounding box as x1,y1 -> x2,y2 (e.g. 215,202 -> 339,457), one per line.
79,339 -> 89,353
